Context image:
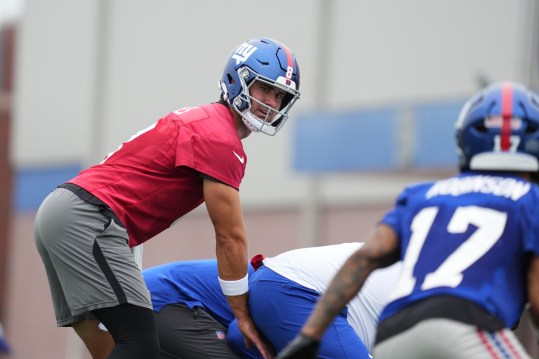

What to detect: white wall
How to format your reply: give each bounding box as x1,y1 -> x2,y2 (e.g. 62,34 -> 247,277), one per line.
12,0 -> 536,206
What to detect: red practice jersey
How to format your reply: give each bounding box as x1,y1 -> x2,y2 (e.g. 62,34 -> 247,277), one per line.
69,103 -> 247,246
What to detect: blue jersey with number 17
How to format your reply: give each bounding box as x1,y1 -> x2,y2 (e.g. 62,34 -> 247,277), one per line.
379,171 -> 539,328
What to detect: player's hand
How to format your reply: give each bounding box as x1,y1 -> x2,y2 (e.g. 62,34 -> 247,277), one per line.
237,316 -> 274,359
276,333 -> 320,359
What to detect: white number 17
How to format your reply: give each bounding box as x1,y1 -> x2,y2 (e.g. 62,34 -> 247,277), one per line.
389,206 -> 507,301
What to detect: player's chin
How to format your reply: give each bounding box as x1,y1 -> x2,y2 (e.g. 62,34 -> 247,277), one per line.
254,111 -> 269,121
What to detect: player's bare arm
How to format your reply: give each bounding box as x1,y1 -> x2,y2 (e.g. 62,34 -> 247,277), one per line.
203,178 -> 272,359
302,224 -> 399,340
203,179 -> 248,280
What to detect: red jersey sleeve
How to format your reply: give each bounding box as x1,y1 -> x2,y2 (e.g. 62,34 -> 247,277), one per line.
173,105 -> 246,190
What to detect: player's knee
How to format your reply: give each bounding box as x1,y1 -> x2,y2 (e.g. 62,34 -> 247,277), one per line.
133,331 -> 160,358
93,304 -> 160,358
115,330 -> 160,359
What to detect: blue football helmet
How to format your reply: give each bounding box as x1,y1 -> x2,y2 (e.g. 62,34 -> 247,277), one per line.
219,37 -> 300,136
455,82 -> 539,172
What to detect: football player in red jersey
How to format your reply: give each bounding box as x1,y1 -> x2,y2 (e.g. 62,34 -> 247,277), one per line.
34,37 -> 300,359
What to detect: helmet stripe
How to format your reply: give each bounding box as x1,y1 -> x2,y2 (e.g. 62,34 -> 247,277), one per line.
282,45 -> 294,69
500,83 -> 513,151
281,44 -> 294,85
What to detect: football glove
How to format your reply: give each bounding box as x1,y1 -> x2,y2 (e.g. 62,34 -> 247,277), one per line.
276,333 -> 320,359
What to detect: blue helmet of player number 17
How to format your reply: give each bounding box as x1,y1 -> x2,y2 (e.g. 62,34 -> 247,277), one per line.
455,81 -> 539,173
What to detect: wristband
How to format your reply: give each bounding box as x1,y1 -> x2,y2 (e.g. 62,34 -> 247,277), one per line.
218,273 -> 249,296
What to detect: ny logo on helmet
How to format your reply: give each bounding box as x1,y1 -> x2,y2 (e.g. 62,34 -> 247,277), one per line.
232,43 -> 257,65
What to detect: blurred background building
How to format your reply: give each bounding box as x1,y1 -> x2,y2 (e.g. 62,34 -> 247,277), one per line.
1,0 -> 539,358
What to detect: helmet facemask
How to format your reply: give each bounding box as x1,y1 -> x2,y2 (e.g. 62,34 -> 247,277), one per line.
219,37 -> 301,136
231,68 -> 300,136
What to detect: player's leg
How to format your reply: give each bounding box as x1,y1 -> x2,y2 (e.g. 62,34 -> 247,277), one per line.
245,267 -> 312,351
88,216 -> 159,359
93,304 -> 159,359
73,320 -> 114,359
34,188 -> 157,358
320,316 -> 371,359
37,211 -> 113,359
155,303 -> 240,359
373,320 -> 437,359
446,321 -> 531,359
374,319 -> 532,359
246,267 -> 369,358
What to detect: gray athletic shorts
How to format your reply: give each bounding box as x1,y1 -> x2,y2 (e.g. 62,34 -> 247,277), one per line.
34,188 -> 152,327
